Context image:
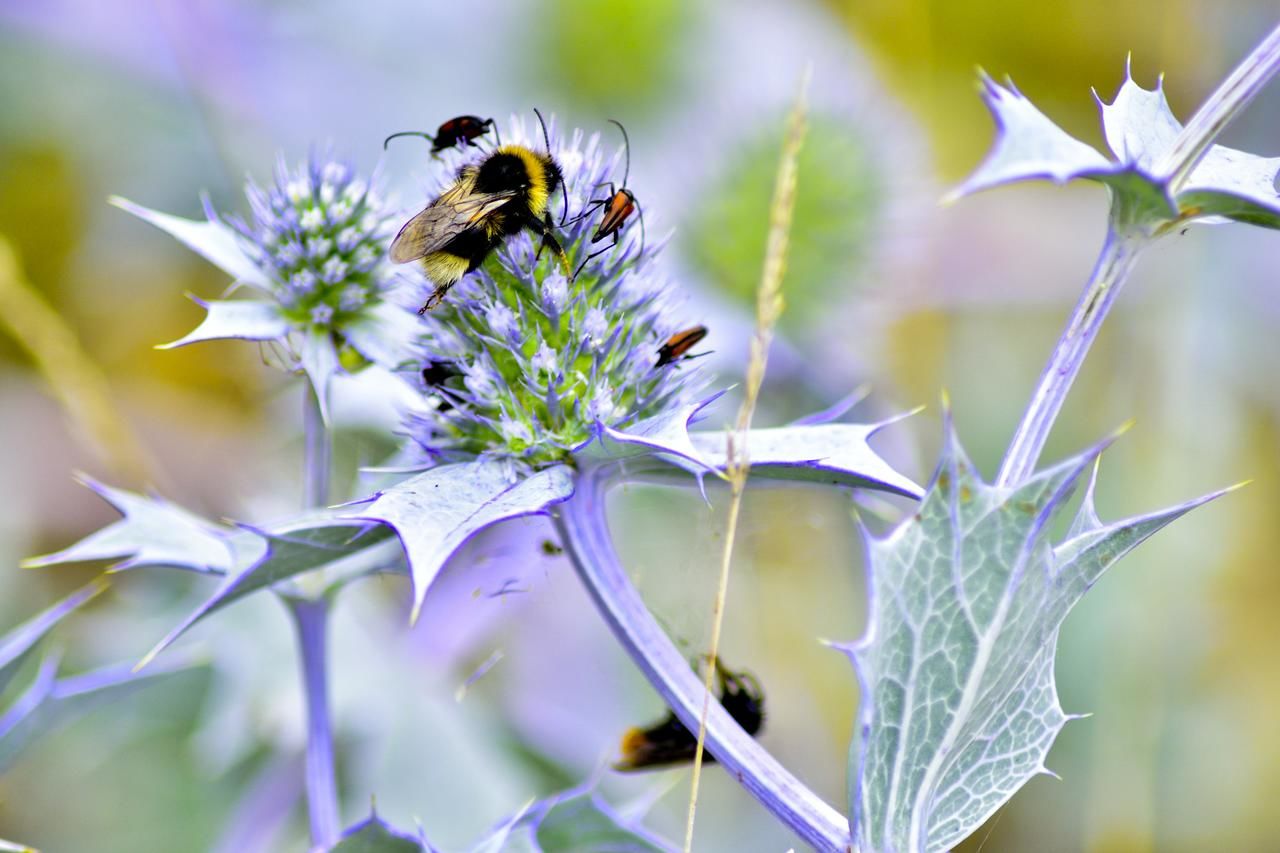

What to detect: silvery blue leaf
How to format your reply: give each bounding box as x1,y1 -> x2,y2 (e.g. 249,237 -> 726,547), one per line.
687,417 -> 923,498
469,788 -> 673,853
843,419 -> 1232,852
0,580 -> 106,695
332,810 -> 434,853
1098,71 -> 1280,227
157,298 -> 290,349
138,518 -> 398,668
343,299 -> 420,370
527,791 -> 675,853
585,393 -> 726,469
466,800 -> 534,853
347,462 -> 576,623
0,654 -> 201,772
109,195 -> 269,288
949,72 -> 1112,199
952,66 -> 1280,230
22,477 -> 236,574
300,325 -> 342,424
586,392 -> 921,498
788,387 -> 869,426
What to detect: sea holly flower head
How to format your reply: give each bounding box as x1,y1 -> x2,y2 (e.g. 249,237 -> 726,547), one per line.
400,115 -> 704,469
952,61 -> 1280,234
229,153 -> 393,326
111,151 -> 418,419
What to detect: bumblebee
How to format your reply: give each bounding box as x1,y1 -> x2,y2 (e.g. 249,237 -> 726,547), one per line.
571,119 -> 644,279
383,115 -> 499,156
390,110 -> 569,311
655,325 -> 708,367
613,660 -> 765,772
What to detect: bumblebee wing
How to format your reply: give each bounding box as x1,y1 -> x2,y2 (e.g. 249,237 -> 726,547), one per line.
389,184 -> 519,263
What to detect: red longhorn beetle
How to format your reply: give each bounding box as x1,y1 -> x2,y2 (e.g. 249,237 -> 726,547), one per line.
383,115 -> 499,156
572,119 -> 645,279
655,325 -> 708,368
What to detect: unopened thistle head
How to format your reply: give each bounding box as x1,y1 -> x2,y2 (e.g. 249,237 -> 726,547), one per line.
401,116 -> 706,468
230,152 -> 396,329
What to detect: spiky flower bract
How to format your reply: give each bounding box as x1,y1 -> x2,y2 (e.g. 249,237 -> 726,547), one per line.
230,152 -> 396,333
113,150 -> 418,416
400,115 -> 707,469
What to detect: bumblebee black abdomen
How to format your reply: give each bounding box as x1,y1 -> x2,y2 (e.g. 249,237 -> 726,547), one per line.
441,224 -> 503,269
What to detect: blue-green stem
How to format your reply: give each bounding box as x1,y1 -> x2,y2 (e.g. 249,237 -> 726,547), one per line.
287,596 -> 340,848
304,382 -> 331,508
555,465 -> 852,853
997,23 -> 1280,487
995,225 -> 1144,487
1156,22 -> 1280,188
291,383 -> 340,848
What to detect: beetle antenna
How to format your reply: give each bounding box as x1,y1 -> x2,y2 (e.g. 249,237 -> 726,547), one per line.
486,118 -> 502,148
608,119 -> 631,186
383,130 -> 435,151
634,197 -> 646,258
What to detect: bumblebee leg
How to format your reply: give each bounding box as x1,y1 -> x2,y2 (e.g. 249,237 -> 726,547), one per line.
420,283 -> 453,313
528,212 -> 572,276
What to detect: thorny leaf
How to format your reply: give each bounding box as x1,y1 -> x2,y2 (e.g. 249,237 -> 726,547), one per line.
139,519 -> 399,668
469,788 -> 673,853
952,63 -> 1280,231
332,810 -> 434,853
22,477 -> 237,574
157,298 -> 290,349
0,581 -> 105,695
109,196 -> 269,288
0,654 -> 202,771
841,420 -> 1232,852
589,391 -> 923,498
347,462 -> 576,624
687,419 -> 922,497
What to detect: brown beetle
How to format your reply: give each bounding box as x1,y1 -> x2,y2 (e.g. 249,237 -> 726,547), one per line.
384,115 -> 499,156
655,325 -> 708,368
572,119 -> 645,279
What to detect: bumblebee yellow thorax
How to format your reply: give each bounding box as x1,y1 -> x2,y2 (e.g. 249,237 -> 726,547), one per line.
497,144 -> 551,217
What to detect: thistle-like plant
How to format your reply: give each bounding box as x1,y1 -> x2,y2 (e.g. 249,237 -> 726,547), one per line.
21,115 -> 918,850
11,21 -> 1280,851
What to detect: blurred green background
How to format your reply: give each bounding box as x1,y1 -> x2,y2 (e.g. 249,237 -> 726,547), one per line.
2,0 -> 1280,850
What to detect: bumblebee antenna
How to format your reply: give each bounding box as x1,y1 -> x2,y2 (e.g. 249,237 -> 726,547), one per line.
608,119 -> 631,187
533,107 -> 553,153
382,130 -> 436,151
534,107 -> 569,227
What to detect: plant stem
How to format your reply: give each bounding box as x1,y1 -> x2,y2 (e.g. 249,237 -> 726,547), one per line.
293,381 -> 339,847
304,382 -> 331,509
685,70 -> 808,852
555,468 -> 851,853
998,23 -> 1280,487
995,227 -> 1145,487
287,596 -> 341,849
1156,22 -> 1280,189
